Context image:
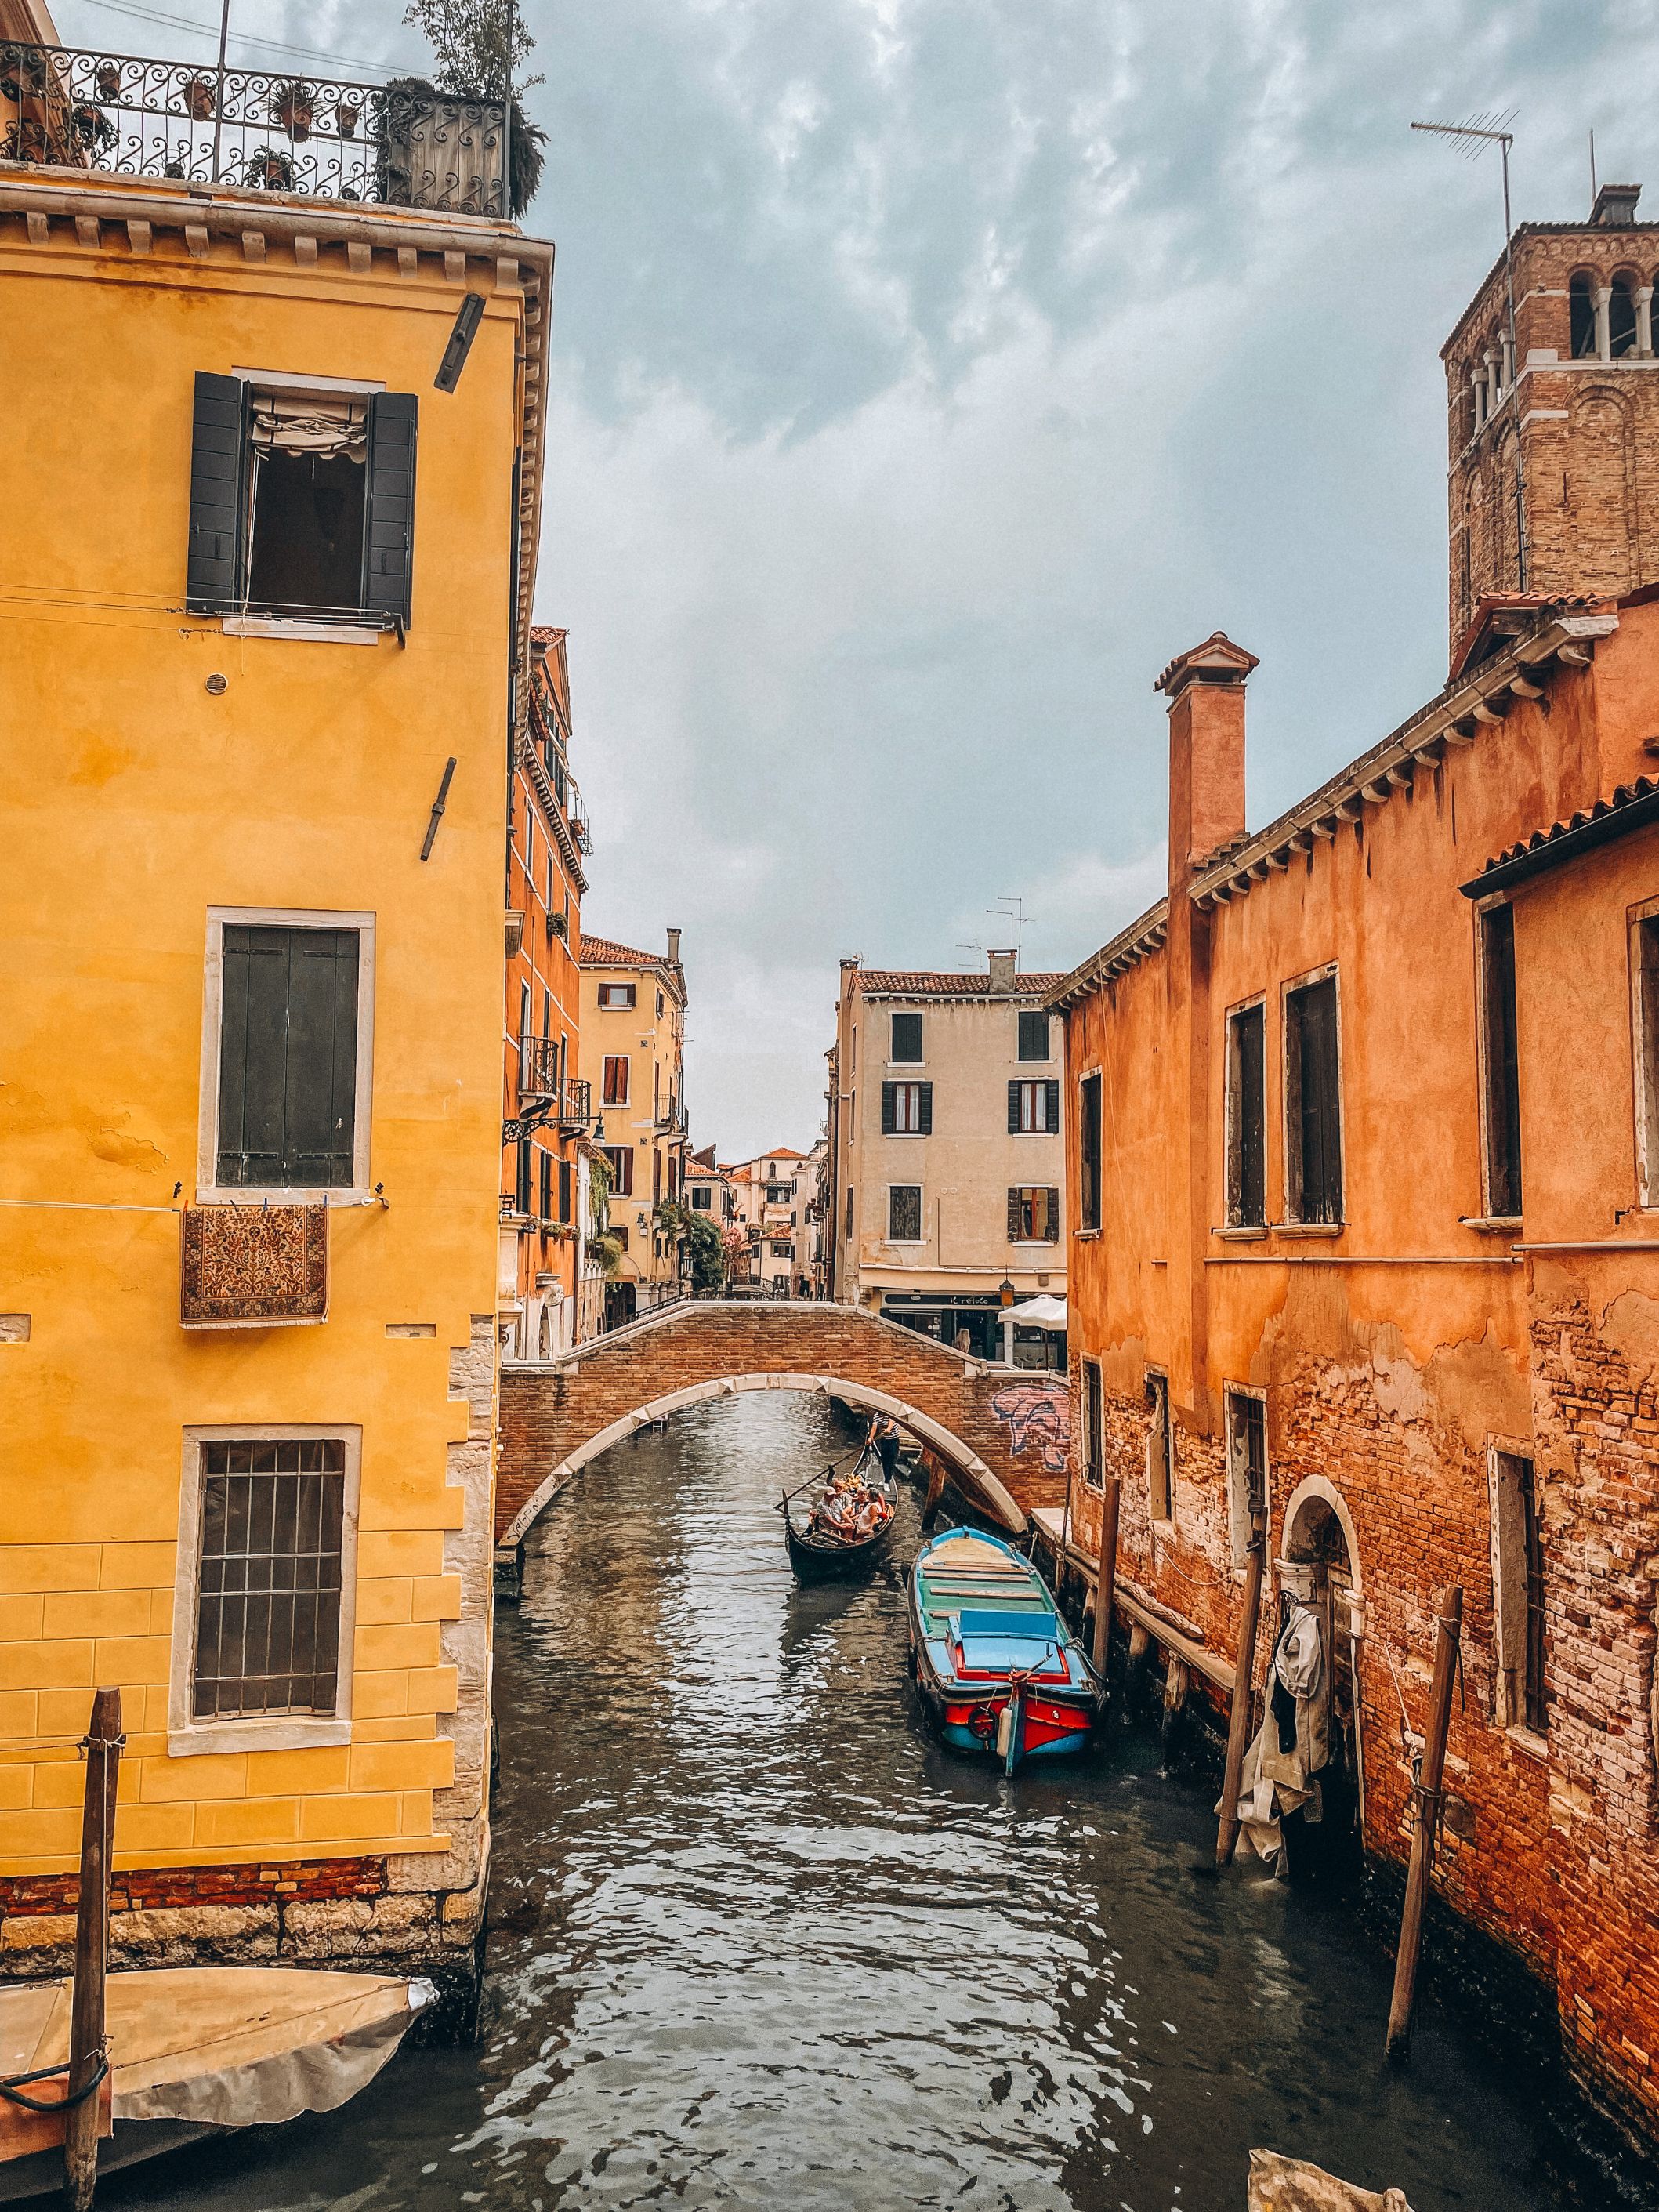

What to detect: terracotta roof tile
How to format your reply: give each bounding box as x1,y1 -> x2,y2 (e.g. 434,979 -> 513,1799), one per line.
852,970 -> 1067,996
580,934 -> 663,969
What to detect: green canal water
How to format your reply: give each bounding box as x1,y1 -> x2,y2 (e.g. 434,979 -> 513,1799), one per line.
121,1391 -> 1620,2210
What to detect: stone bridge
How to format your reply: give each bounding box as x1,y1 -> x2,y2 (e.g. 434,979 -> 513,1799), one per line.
496,1300 -> 1072,1543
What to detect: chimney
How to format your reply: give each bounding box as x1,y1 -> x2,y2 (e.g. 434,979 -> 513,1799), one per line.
1154,631 -> 1259,890
666,927 -> 682,966
987,948 -> 1017,994
1592,182 -> 1640,227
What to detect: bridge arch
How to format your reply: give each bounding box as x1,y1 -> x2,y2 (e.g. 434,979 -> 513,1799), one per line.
496,1300 -> 1071,1547
499,1371 -> 1023,1545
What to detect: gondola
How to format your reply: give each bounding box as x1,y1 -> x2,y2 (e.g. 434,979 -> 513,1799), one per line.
907,1526 -> 1103,1774
780,1449 -> 899,1582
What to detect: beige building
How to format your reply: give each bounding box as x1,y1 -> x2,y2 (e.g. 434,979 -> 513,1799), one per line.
721,1145 -> 820,1294
827,953 -> 1067,1358
578,930 -> 689,1325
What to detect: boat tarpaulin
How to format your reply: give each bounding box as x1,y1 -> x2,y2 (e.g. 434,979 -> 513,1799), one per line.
1248,2149 -> 1416,2210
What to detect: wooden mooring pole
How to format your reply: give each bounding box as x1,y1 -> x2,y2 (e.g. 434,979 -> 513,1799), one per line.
919,1451 -> 947,1531
1386,1586 -> 1463,2064
64,1686 -> 121,2212
1215,1507 -> 1267,1868
1091,1474 -> 1121,1682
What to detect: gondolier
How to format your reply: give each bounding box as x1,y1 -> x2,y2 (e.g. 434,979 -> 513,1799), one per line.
866,1409 -> 903,1485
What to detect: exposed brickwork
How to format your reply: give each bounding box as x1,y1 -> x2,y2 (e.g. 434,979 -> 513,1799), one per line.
498,1302 -> 1070,1538
0,1855 -> 388,1920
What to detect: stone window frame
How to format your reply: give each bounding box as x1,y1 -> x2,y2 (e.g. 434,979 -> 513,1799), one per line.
1487,1434 -> 1547,1757
196,905 -> 377,1206
1223,1383 -> 1269,1577
1080,1355 -> 1105,1494
1075,1062 -> 1103,1238
1472,890 -> 1524,1228
1280,960 -> 1345,1235
168,1422 -> 362,1760
886,1181 -> 925,1246
1221,989 -> 1269,1235
1145,1367 -> 1174,1529
1628,894 -> 1659,1210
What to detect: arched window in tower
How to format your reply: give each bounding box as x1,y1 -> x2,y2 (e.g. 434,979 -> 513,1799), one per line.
1610,274 -> 1639,357
1570,271 -> 1598,358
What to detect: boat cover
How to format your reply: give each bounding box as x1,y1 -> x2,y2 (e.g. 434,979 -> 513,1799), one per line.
1247,2149 -> 1416,2211
0,1967 -> 432,2141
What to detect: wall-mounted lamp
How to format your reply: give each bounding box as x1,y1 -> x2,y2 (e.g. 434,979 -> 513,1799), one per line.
434,292 -> 486,392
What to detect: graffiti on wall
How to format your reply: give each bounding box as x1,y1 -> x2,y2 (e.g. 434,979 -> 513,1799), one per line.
988,1380 -> 1070,1476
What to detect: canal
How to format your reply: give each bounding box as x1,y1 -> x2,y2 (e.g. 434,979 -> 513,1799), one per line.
130,1393 -> 1596,2211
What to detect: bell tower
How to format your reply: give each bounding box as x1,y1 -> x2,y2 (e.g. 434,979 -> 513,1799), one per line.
1443,181 -> 1659,666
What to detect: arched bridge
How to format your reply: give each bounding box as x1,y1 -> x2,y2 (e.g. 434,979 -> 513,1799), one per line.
496,1300 -> 1072,1543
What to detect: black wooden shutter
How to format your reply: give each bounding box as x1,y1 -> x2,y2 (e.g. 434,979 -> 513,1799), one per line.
1045,1079 -> 1060,1131
1295,977 -> 1342,1223
187,372 -> 248,613
217,925 -> 357,1188
362,392 -> 418,626
917,1082 -> 933,1135
881,1082 -> 897,1135
1045,1188 -> 1060,1242
1007,1188 -> 1021,1241
1008,1080 -> 1022,1134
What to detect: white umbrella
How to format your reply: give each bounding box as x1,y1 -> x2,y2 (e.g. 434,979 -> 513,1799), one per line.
1005,1294 -> 1067,1330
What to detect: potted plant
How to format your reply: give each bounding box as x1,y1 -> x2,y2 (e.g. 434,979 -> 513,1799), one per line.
332,95 -> 360,137
182,74 -> 216,120
69,103 -> 115,152
271,78 -> 315,142
244,145 -> 295,190
0,44 -> 49,103
94,61 -> 122,103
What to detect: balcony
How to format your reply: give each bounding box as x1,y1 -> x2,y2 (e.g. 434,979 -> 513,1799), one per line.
516,1039 -> 592,1133
555,1076 -> 592,1133
180,1201 -> 328,1327
0,41 -> 510,216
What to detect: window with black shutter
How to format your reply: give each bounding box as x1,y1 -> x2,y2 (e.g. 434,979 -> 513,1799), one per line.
516,1138 -> 533,1215
216,924 -> 360,1189
1285,974 -> 1342,1224
1078,1072 -> 1102,1231
1082,1358 -> 1104,1491
538,1146 -> 553,1221
1009,1079 -> 1060,1133
1479,904 -> 1522,1218
882,1081 -> 931,1134
1226,1002 -> 1266,1227
1009,1187 -> 1060,1242
890,1011 -> 923,1064
603,1145 -> 634,1198
185,373 -> 417,629
1017,1010 -> 1050,1061
559,1158 -> 572,1224
888,1184 -> 922,1241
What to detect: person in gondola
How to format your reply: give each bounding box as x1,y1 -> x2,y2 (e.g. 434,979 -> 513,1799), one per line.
866,1409 -> 902,1486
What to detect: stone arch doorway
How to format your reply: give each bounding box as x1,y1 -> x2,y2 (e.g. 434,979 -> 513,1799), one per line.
498,1373 -> 1024,1548
1279,1473 -> 1362,1610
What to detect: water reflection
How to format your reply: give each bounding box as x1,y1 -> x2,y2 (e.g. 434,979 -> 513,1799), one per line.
121,1391 -> 1581,2212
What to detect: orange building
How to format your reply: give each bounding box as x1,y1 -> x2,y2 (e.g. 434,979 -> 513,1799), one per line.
1049,187 -> 1659,2146
501,627 -> 594,1362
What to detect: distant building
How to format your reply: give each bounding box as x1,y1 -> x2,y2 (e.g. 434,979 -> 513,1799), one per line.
827,954 -> 1067,1359
579,931 -> 689,1325
723,1148 -> 812,1294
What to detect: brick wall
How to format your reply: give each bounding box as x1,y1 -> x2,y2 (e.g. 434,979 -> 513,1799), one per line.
498,1304 -> 1070,1537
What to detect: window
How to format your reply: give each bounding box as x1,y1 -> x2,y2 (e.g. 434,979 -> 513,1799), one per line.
613,1224 -> 628,1253
1009,1079 -> 1060,1134
599,982 -> 636,1010
1633,912 -> 1659,1206
889,1184 -> 922,1242
214,922 -> 362,1190
602,1054 -> 630,1107
559,1158 -> 572,1224
516,1138 -> 533,1216
1478,904 -> 1522,1218
538,1146 -> 553,1221
1284,973 -> 1342,1225
657,990 -> 665,1017
1570,271 -> 1597,358
1226,1003 -> 1266,1228
1146,1373 -> 1172,1522
186,374 -> 416,629
845,1187 -> 854,1241
1225,1389 -> 1267,1569
1081,1358 -> 1104,1492
653,1149 -> 662,1206
1017,1010 -> 1051,1062
191,1437 -> 346,1721
766,1183 -> 791,1204
603,1144 -> 634,1198
1078,1072 -> 1102,1232
1610,274 -> 1639,359
882,1080 -> 933,1135
770,1238 -> 792,1257
1491,1448 -> 1547,1733
891,1011 -> 923,1063
1007,1186 -> 1060,1242
691,1184 -> 712,1211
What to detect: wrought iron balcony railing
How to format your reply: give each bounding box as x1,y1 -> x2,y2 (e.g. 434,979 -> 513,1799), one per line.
517,1033 -> 560,1101
555,1075 -> 592,1133
0,41 -> 509,216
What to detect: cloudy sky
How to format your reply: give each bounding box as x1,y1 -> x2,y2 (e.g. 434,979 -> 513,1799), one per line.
57,0 -> 1659,1155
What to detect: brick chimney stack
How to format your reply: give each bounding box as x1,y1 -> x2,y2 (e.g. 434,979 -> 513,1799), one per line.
666,927 -> 682,966
1154,632 -> 1259,891
987,948 -> 1017,993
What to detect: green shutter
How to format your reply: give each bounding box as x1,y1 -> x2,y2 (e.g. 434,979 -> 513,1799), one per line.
362,392 -> 418,626
186,372 -> 248,614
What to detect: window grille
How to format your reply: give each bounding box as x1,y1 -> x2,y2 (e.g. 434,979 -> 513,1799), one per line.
1017,1010 -> 1050,1061
891,1011 -> 923,1063
192,1438 -> 345,1721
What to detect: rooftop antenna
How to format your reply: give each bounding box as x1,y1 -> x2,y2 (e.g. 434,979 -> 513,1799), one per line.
1589,128 -> 1597,202
987,896 -> 1030,964
956,941 -> 985,969
1411,113 -> 1525,591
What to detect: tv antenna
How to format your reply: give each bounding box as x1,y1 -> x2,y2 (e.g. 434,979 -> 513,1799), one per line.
1411,113 -> 1525,589
987,896 -> 1031,964
955,941 -> 985,969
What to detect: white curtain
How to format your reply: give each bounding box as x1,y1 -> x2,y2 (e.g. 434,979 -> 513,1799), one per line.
250,393 -> 368,462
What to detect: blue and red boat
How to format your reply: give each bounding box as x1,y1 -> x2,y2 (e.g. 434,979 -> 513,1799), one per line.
907,1528 -> 1103,1774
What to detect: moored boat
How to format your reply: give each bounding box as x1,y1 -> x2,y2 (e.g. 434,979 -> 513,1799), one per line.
0,1966 -> 433,2203
907,1527 -> 1101,1773
781,1450 -> 898,1581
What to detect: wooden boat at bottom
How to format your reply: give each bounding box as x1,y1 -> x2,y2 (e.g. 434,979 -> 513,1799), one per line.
0,1966 -> 433,2202
907,1528 -> 1102,1773
781,1450 -> 898,1581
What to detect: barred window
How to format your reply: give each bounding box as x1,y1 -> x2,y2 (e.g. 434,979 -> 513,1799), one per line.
192,1438 -> 345,1721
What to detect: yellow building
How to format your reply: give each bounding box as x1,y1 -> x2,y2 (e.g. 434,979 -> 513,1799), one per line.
0,46 -> 550,2026
578,933 -> 689,1325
